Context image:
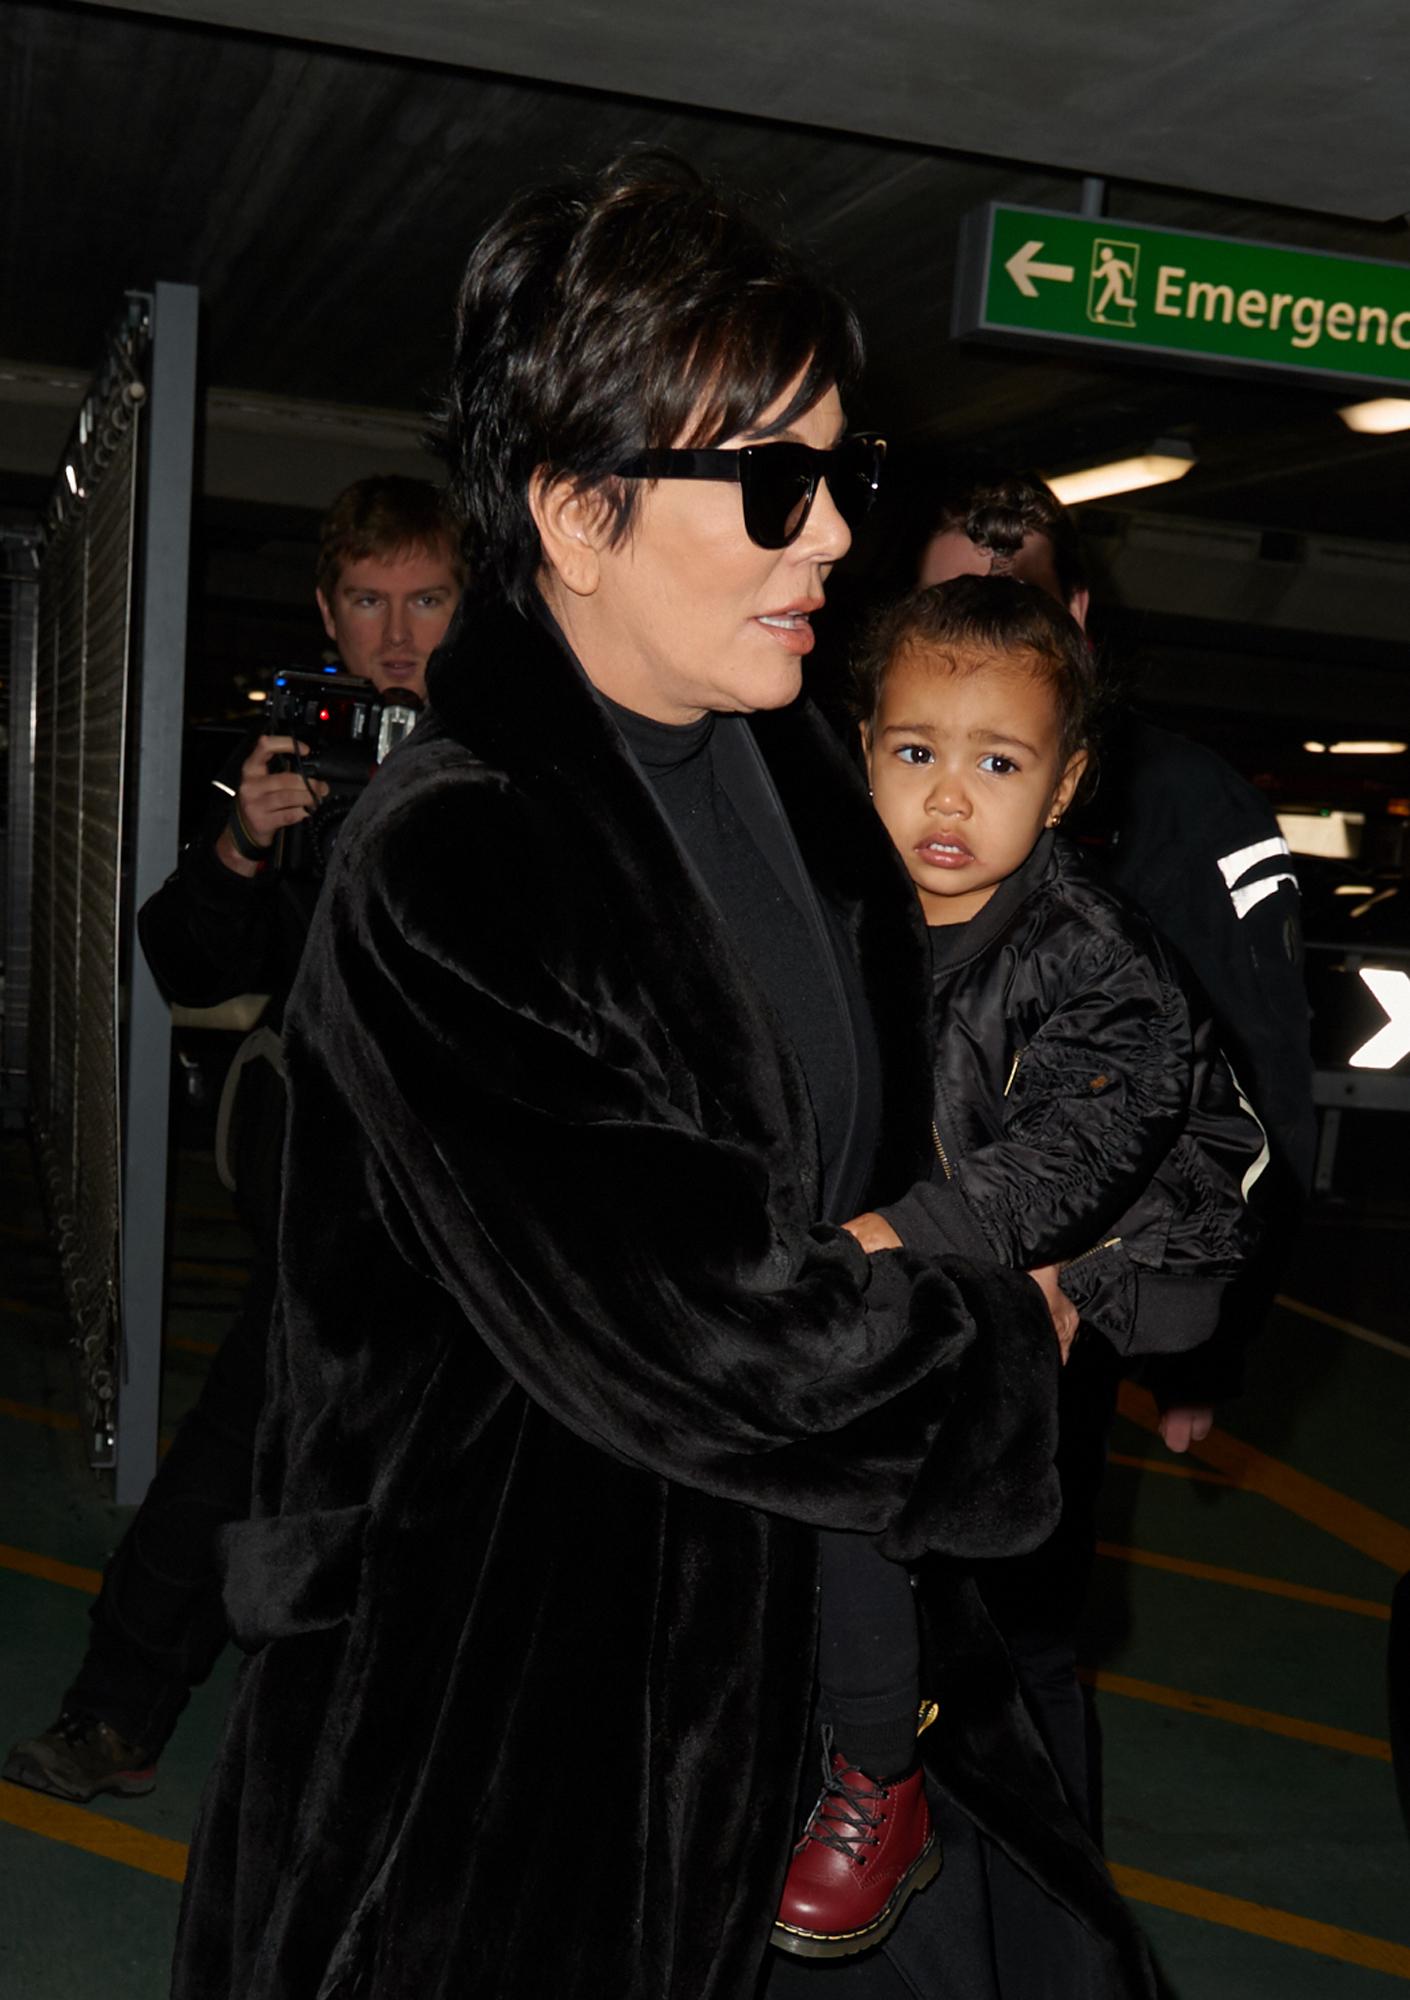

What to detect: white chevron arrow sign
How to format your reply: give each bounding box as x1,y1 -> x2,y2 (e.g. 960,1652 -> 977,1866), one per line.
1350,967 -> 1410,1070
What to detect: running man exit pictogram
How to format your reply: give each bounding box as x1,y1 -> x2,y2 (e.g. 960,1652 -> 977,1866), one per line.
1089,240 -> 1139,325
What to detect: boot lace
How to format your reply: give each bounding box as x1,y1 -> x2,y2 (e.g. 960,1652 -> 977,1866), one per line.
797,1731 -> 889,1862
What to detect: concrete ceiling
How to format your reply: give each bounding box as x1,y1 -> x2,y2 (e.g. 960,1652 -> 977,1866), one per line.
5,0 -> 1408,752
5,0 -> 1410,567
81,0 -> 1410,221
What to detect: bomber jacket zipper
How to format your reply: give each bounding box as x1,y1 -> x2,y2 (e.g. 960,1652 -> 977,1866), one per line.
934,1047 -> 1025,1180
1061,1236 -> 1122,1270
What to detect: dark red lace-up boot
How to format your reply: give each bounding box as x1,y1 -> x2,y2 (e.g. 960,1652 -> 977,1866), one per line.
771,1736 -> 941,1959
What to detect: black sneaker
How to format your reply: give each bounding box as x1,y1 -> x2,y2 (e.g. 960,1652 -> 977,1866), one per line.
3,1712 -> 157,1802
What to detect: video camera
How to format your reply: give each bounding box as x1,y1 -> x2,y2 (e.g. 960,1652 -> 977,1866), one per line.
265,668 -> 422,874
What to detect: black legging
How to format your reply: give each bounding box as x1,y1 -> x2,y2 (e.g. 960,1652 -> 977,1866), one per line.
817,1528 -> 921,1779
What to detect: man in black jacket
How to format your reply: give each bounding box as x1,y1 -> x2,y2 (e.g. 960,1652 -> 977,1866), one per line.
4,475 -> 463,1803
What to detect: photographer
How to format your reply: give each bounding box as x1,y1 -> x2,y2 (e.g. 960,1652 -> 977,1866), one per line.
4,475 -> 464,1804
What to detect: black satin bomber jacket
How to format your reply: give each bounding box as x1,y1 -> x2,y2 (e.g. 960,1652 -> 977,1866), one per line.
878,830 -> 1267,1356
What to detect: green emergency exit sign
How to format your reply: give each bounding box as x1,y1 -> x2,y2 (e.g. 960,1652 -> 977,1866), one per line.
953,204 -> 1410,391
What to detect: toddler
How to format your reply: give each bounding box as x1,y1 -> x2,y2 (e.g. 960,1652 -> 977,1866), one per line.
772,575 -> 1265,1962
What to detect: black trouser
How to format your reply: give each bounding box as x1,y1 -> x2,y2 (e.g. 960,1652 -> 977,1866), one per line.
65,1255 -> 273,1753
1390,1571 -> 1410,1842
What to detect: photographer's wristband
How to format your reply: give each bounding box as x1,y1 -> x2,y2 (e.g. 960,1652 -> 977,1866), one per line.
225,804 -> 272,866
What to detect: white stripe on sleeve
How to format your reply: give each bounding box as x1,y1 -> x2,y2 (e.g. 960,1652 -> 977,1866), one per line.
1217,835 -> 1291,889
1230,871 -> 1299,920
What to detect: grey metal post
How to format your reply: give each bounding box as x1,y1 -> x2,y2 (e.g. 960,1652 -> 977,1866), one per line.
116,281 -> 197,1504
2,536 -> 39,1124
1080,176 -> 1106,218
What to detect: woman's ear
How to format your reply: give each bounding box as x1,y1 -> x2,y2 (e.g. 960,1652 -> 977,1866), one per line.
1049,746 -> 1089,823
529,470 -> 607,598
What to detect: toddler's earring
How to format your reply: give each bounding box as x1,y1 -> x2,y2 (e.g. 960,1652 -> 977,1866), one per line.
1048,811 -> 1062,826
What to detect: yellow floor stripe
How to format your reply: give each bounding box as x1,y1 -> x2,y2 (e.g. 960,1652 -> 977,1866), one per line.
1096,1541 -> 1390,1620
0,1784 -> 187,1884
1277,1291 -> 1410,1361
167,1333 -> 218,1357
1117,1383 -> 1410,1574
1082,1666 -> 1392,1760
0,1396 -> 79,1432
8,1792 -> 1410,1966
1111,1864 -> 1410,1977
170,1259 -> 248,1286
1106,1450 -> 1230,1485
0,1543 -> 101,1594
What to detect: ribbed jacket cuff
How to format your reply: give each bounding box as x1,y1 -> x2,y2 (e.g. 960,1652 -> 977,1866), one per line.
875,1179 -> 997,1265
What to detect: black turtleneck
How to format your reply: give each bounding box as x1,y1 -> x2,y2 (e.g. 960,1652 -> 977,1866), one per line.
602,694 -> 873,1220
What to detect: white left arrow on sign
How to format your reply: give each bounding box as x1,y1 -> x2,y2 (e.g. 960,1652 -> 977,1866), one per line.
1350,967 -> 1410,1070
1005,240 -> 1076,299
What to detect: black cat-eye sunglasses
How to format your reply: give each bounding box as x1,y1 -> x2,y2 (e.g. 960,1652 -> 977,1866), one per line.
613,432 -> 886,550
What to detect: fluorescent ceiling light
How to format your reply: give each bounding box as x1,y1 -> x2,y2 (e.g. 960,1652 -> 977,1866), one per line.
246,688 -> 266,702
1328,740 -> 1407,755
1047,441 -> 1195,507
1303,741 -> 1327,753
1338,398 -> 1410,434
1334,884 -> 1376,895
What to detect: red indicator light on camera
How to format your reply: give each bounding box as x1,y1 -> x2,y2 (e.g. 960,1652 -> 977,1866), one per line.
319,708 -> 331,722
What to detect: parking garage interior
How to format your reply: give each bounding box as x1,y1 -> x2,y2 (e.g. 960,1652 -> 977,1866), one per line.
2,4 -> 1409,1995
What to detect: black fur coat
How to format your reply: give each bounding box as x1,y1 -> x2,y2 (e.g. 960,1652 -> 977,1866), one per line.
171,598 -> 1153,1999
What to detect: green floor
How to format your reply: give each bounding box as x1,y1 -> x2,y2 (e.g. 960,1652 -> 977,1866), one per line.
1,1125 -> 1407,1996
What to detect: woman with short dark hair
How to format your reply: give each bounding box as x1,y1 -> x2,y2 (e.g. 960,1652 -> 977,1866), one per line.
172,155 -> 1153,2000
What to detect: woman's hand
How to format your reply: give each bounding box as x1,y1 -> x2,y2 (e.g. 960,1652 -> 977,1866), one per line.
841,1211 -> 903,1255
1026,1263 -> 1079,1364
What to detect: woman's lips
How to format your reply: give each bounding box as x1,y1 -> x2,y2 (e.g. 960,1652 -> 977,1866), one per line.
916,836 -> 974,868
754,612 -> 815,656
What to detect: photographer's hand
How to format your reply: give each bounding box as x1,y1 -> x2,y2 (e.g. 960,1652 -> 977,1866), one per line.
216,735 -> 330,877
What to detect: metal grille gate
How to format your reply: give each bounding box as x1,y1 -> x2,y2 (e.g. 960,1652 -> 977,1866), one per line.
30,335 -> 142,1464
1,532 -> 40,1121
20,286 -> 195,1498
